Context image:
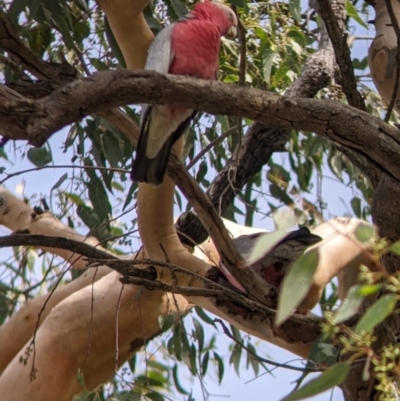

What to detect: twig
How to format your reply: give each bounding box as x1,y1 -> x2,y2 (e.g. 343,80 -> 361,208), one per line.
0,233 -> 326,328
214,319 -> 321,373
186,125 -> 238,170
0,164 -> 128,184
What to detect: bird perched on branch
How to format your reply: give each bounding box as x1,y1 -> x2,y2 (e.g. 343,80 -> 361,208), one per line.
130,0 -> 238,185
217,227 -> 322,292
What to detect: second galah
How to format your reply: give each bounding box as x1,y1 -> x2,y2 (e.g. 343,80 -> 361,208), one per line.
131,0 -> 238,185
219,227 -> 322,292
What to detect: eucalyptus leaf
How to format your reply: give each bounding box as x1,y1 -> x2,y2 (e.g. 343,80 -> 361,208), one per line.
333,285 -> 365,323
27,147 -> 52,167
354,294 -> 398,335
276,249 -> 319,326
213,352 -> 224,383
281,363 -> 350,401
247,229 -> 289,265
354,222 -> 376,243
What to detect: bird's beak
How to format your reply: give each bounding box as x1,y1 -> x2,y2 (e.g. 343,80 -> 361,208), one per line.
226,24 -> 237,38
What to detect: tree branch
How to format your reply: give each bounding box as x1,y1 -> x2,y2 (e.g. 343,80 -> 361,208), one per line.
1,70 -> 398,180
315,0 -> 366,110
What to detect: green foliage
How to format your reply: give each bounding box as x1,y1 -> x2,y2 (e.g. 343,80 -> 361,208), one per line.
0,0 -> 395,400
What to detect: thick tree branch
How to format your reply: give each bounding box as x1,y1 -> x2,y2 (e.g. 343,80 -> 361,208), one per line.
1,70 -> 397,180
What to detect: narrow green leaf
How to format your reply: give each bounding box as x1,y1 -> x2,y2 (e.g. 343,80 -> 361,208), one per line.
230,325 -> 242,342
71,0 -> 91,15
188,344 -> 197,375
201,351 -> 210,376
350,197 -> 362,218
128,354 -> 136,373
192,318 -> 204,352
27,147 -> 52,167
76,204 -> 101,230
333,285 -> 365,324
172,327 -> 182,360
111,181 -> 124,192
276,249 -> 319,326
262,50 -> 276,85
195,306 -> 214,325
288,0 -> 301,22
229,343 -> 242,376
345,1 -> 368,28
246,343 -> 260,376
102,132 -> 124,167
123,181 -> 137,211
84,158 -> 111,222
247,229 -> 289,265
63,192 -> 84,206
281,363 -> 350,401
51,173 -> 68,193
158,313 -> 177,331
354,294 -> 398,335
308,336 -> 338,367
213,352 -> 224,383
172,364 -> 189,395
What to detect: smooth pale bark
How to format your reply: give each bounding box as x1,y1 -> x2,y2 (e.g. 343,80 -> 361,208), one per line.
97,0 -> 154,69
368,0 -> 400,110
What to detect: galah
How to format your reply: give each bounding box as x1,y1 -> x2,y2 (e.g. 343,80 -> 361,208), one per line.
131,0 -> 238,185
219,227 -> 322,292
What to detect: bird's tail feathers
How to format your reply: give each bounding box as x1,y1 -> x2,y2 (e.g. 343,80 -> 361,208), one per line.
131,135 -> 173,186
131,110 -> 197,186
283,227 -> 322,246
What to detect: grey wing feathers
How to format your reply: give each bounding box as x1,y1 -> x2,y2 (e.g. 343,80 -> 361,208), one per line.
130,23 -> 176,185
137,25 -> 174,125
145,23 -> 175,73
138,24 -> 175,124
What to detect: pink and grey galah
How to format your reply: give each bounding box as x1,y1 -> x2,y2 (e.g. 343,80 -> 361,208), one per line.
131,0 -> 238,185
